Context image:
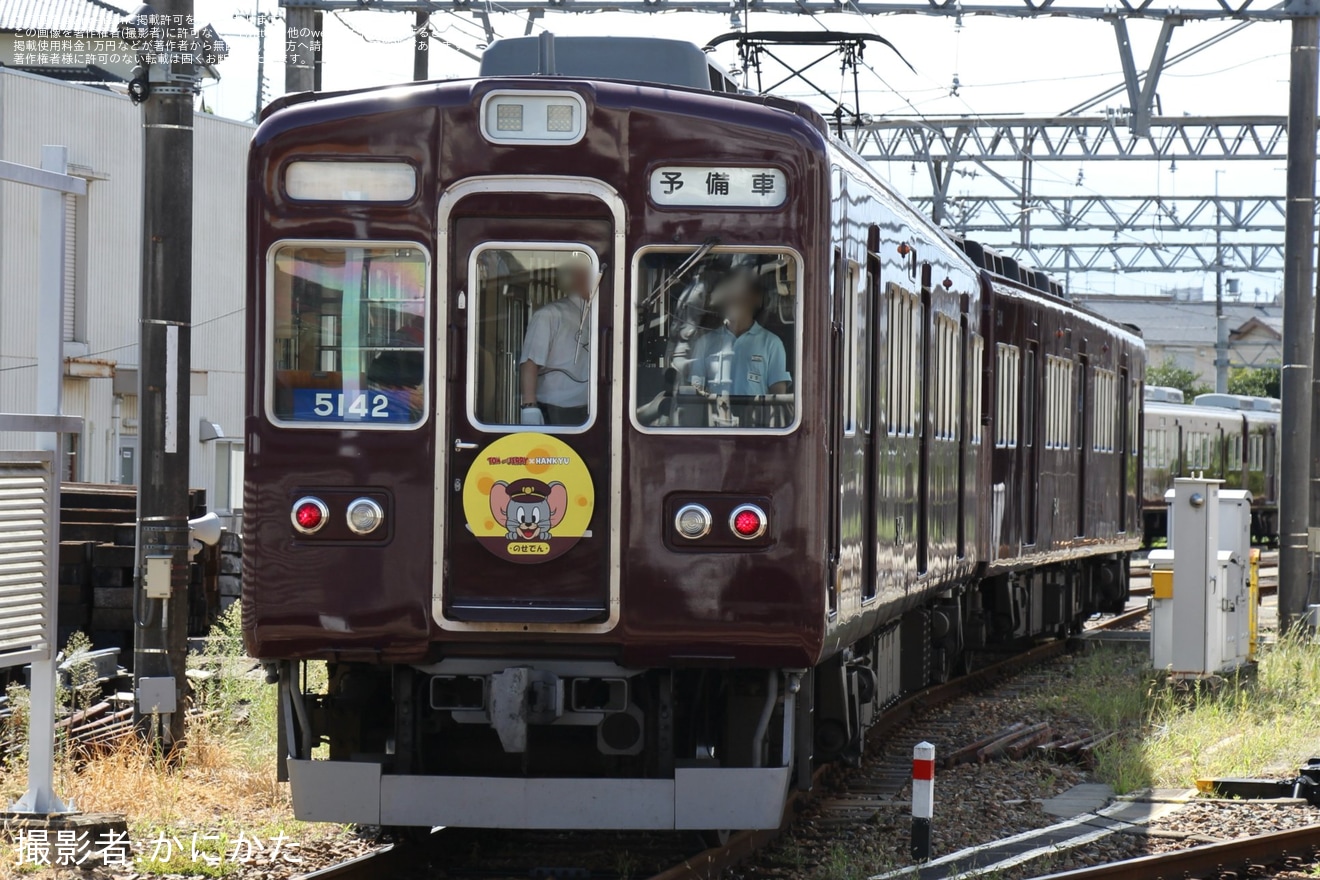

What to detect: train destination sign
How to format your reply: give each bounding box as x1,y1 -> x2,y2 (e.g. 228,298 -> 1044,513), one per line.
649,166 -> 787,208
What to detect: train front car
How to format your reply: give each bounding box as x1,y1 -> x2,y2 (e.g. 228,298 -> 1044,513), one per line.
243,39 -> 830,831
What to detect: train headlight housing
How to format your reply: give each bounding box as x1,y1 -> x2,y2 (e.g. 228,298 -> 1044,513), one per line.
480,91 -> 587,145
674,503 -> 713,540
346,497 -> 384,536
291,496 -> 328,535
729,504 -> 768,540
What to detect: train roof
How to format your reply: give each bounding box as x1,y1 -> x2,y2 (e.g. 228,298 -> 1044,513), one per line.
1145,398 -> 1280,426
479,35 -> 740,93
1145,385 -> 1185,404
1193,392 -> 1281,413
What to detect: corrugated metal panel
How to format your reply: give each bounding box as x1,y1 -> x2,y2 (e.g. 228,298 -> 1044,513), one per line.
62,191 -> 75,342
0,0 -> 131,34
0,452 -> 53,666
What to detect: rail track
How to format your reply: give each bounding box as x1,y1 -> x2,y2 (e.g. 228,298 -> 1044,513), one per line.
1035,821 -> 1320,880
291,605 -> 1152,880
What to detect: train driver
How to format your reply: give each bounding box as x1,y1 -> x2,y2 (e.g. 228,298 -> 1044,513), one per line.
519,254 -> 596,427
689,269 -> 791,401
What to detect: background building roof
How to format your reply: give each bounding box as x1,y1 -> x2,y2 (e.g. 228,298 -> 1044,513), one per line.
1074,295 -> 1283,348
0,0 -> 129,36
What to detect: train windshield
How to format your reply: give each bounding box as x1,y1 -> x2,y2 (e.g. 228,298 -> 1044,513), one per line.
269,243 -> 428,427
634,249 -> 798,431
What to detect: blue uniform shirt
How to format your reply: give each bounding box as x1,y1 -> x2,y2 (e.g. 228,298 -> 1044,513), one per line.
689,321 -> 791,396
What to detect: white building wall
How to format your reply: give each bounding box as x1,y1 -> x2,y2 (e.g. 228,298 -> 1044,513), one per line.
0,68 -> 251,521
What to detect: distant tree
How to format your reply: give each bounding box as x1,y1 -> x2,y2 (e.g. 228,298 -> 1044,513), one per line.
1146,358 -> 1213,401
1228,365 -> 1281,399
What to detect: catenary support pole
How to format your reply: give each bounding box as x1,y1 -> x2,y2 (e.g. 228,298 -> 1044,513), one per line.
1281,4 -> 1317,632
911,741 -> 935,861
132,0 -> 194,748
286,5 -> 317,94
414,11 -> 430,81
1215,170 -> 1229,394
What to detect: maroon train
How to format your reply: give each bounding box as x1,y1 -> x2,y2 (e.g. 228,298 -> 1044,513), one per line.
243,34 -> 1145,831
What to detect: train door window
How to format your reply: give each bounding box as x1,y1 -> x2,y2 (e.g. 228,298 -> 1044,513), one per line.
1074,361 -> 1086,449
471,245 -> 599,431
268,243 -> 429,428
1022,346 -> 1036,448
633,248 -> 799,431
1249,433 -> 1263,471
1130,378 -> 1141,453
994,343 -> 1020,448
971,332 -> 982,443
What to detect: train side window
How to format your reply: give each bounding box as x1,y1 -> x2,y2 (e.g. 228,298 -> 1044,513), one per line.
946,318 -> 956,440
886,283 -> 918,436
633,248 -> 799,431
469,245 -> 599,431
844,260 -> 861,436
995,343 -> 1020,448
934,315 -> 960,441
268,242 -> 428,427
1045,355 -> 1071,449
968,334 -> 984,444
1093,369 -> 1117,452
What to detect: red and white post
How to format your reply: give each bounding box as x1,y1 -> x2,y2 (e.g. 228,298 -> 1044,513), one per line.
911,741 -> 935,861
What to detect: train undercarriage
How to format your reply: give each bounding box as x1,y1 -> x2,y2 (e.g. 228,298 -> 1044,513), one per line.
276,553 -> 1128,830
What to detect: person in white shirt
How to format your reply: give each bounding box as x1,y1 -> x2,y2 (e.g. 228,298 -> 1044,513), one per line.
519,259 -> 594,426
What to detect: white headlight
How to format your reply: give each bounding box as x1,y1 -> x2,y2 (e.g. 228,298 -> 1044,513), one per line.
346,497 -> 384,536
674,503 -> 713,540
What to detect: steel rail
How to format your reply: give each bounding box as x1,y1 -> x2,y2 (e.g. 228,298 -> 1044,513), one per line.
648,614 -> 1145,880
291,832 -> 446,880
1033,822 -> 1320,880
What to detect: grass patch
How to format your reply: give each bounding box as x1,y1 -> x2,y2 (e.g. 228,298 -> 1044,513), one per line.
1041,631 -> 1320,793
0,602 -> 349,877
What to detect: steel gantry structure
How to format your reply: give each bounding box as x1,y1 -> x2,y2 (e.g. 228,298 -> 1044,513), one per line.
850,115 -> 1295,272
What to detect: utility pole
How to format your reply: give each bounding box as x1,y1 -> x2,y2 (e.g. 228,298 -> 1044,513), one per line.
121,0 -> 196,748
236,3 -> 274,122
1214,169 -> 1228,394
285,5 -> 316,93
1280,2 -> 1317,632
414,11 -> 430,81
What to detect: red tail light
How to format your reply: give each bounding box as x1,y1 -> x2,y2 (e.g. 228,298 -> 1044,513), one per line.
291,496 -> 328,535
729,504 -> 767,540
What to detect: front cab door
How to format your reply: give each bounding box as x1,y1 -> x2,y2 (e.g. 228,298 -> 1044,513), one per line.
437,185 -> 619,630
